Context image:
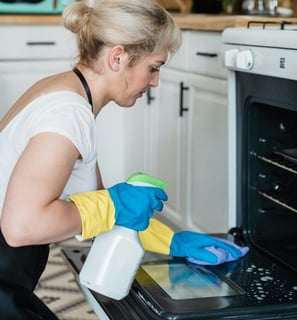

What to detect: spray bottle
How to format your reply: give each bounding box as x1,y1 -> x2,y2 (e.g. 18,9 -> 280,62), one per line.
79,172 -> 167,300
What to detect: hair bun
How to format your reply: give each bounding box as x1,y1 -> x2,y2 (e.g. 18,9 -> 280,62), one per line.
63,1 -> 92,33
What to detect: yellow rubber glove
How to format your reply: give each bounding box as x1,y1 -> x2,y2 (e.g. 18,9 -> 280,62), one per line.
139,218 -> 174,255
69,190 -> 115,241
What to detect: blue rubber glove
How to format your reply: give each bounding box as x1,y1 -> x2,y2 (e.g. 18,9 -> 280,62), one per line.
170,231 -> 241,264
108,182 -> 168,231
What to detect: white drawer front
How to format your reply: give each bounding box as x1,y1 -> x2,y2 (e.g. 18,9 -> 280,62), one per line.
0,25 -> 77,60
167,30 -> 227,79
186,31 -> 226,79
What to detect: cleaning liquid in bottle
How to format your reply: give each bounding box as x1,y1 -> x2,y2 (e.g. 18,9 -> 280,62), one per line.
79,172 -> 167,300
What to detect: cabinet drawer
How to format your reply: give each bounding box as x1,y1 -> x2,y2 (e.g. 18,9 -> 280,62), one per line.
0,25 -> 77,60
167,30 -> 227,79
186,31 -> 226,79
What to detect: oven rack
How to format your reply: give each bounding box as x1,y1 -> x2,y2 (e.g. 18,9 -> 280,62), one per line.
258,190 -> 297,214
257,152 -> 297,214
257,154 -> 297,175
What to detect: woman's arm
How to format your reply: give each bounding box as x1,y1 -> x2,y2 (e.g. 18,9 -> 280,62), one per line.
1,132 -> 83,247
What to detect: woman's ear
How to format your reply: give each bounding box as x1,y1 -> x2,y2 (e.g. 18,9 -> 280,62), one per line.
108,45 -> 128,72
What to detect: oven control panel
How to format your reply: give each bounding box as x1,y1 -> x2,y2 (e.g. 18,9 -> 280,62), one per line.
222,27 -> 297,81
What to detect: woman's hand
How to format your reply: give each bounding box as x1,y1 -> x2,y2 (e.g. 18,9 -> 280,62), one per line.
108,182 -> 168,231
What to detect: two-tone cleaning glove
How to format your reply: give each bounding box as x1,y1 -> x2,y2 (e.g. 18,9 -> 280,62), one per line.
139,218 -> 248,265
68,173 -> 168,240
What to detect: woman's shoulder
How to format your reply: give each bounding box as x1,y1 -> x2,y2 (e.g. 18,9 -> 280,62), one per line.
38,90 -> 91,106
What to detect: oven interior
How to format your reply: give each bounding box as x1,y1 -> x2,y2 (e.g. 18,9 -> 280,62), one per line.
237,71 -> 297,273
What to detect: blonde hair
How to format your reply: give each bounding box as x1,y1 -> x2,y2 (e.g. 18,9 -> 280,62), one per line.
63,0 -> 182,68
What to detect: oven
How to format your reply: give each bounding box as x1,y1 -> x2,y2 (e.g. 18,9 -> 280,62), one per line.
223,21 -> 297,268
62,22 -> 297,319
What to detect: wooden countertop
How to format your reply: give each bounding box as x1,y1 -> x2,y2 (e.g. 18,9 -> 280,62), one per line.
0,13 -> 297,30
0,14 -> 63,25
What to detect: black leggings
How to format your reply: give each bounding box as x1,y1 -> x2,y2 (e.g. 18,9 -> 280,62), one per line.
0,230 -> 59,320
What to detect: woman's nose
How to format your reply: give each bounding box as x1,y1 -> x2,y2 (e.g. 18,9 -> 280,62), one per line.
149,74 -> 159,88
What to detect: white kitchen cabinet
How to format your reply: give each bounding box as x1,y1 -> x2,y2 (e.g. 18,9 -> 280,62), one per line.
0,60 -> 73,119
97,88 -> 155,187
186,73 -> 228,233
122,92 -> 153,177
146,31 -> 229,233
0,25 -> 77,119
150,68 -> 188,225
95,102 -> 128,186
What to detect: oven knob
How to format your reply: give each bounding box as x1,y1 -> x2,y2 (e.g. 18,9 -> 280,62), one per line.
224,48 -> 239,68
236,50 -> 253,70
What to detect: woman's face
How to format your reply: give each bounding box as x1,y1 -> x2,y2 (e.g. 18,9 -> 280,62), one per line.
113,51 -> 167,107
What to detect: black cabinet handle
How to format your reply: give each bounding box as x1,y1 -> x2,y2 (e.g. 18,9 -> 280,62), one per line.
26,41 -> 56,46
179,82 -> 189,117
196,52 -> 218,57
146,88 -> 155,105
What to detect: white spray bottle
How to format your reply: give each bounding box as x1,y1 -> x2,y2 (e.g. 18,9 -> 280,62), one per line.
79,172 -> 167,300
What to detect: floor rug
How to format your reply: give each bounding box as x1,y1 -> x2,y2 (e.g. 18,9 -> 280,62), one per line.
35,238 -> 99,320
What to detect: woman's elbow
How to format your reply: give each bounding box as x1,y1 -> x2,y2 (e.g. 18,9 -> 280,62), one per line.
0,219 -> 29,247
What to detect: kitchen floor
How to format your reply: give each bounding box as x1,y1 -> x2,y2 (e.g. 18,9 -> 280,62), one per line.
34,238 -> 100,320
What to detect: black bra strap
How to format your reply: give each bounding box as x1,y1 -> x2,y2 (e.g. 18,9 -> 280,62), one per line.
73,67 -> 93,111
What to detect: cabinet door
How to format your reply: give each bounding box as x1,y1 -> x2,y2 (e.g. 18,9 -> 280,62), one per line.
0,25 -> 76,119
0,60 -> 71,119
187,73 -> 228,233
97,90 -> 156,187
122,89 -> 156,178
150,68 -> 188,225
96,102 -> 128,187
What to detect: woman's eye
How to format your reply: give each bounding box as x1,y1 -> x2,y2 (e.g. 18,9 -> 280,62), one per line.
150,67 -> 160,73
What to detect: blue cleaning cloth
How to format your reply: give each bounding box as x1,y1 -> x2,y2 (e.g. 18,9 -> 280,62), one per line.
186,238 -> 249,266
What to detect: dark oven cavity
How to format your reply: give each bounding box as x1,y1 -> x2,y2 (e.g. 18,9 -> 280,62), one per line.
236,71 -> 297,272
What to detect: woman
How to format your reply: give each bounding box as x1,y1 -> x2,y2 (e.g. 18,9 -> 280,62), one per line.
0,0 -> 242,318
